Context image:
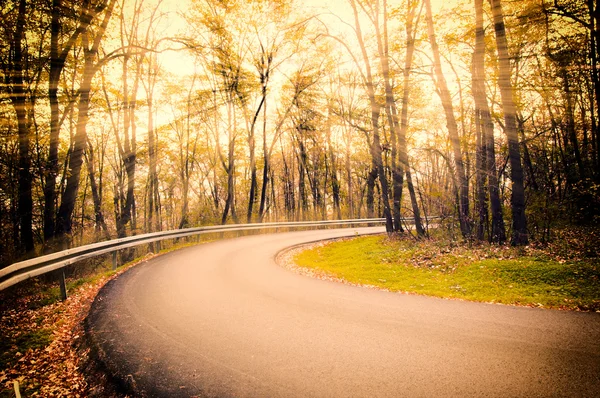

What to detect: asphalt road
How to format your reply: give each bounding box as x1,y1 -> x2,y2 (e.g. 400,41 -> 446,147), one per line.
86,227 -> 600,397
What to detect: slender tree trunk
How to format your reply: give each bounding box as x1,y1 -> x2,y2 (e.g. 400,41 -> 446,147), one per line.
180,177 -> 190,229
221,162 -> 234,224
328,141 -> 342,220
178,76 -> 198,230
350,0 -> 393,232
45,0 -> 99,245
246,91 -> 266,223
116,53 -> 134,238
148,103 -> 158,232
345,125 -> 354,218
473,0 -> 506,243
56,0 -> 115,239
282,145 -> 294,220
85,141 -> 110,240
561,68 -> 585,179
258,99 -> 269,221
297,137 -> 309,220
589,0 -> 600,181
247,140 -> 257,223
397,0 -> 424,236
56,40 -> 93,237
366,164 -> 377,218
12,0 -> 34,254
221,100 -> 238,224
425,0 -> 472,238
375,1 -> 404,232
518,119 -> 539,191
45,0 -> 62,245
490,0 -> 528,245
474,110 -> 488,241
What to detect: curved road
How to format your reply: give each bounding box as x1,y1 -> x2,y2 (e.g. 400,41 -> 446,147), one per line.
86,227 -> 600,397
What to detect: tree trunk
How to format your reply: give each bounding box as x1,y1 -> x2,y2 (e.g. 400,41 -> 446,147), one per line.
56,0 -> 115,240
327,123 -> 342,219
350,0 -> 393,232
56,44 -> 93,237
45,0 -> 99,246
345,125 -> 354,218
85,141 -> 110,240
425,0 -> 472,238
366,164 -> 377,218
148,104 -> 159,232
561,68 -> 585,179
258,99 -> 269,221
247,89 -> 266,223
490,0 -> 528,245
45,0 -> 62,245
474,109 -> 488,241
473,0 -> 506,243
11,0 -> 34,254
297,137 -> 309,220
221,100 -> 238,224
589,0 -> 600,181
375,0 -> 404,232
396,0 -> 424,236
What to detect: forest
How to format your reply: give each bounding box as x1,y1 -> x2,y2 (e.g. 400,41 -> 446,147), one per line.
0,0 -> 598,267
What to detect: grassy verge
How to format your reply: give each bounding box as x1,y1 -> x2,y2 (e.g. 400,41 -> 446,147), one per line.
294,233 -> 600,311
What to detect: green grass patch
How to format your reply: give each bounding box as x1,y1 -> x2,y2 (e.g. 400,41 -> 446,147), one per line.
294,235 -> 600,310
0,328 -> 53,370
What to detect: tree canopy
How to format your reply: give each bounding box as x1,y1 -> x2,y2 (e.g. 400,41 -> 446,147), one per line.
0,0 -> 598,265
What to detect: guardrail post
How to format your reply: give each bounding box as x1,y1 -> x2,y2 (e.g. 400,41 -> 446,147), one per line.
59,270 -> 67,301
112,251 -> 118,270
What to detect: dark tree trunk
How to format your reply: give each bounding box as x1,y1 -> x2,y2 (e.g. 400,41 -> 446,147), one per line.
490,0 -> 528,245
373,0 -> 403,233
259,156 -> 269,221
56,40 -> 93,237
297,137 -> 309,220
247,91 -> 266,223
45,0 -> 98,245
12,0 -> 34,254
221,98 -> 238,224
561,68 -> 585,179
45,0 -> 62,245
474,110 -> 488,241
396,0 -> 424,236
366,164 -> 377,219
258,99 -> 269,221
221,157 -> 236,224
473,0 -> 506,243
148,107 -> 160,233
56,0 -> 115,240
589,0 -> 600,181
282,148 -> 295,220
85,141 -> 110,240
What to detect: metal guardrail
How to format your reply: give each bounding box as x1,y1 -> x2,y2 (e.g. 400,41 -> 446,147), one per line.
0,218 -> 396,294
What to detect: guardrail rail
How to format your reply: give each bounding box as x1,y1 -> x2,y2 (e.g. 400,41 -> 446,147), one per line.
0,217 -> 438,299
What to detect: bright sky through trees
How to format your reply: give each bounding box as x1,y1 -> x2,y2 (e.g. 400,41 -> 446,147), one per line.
0,0 -> 597,264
